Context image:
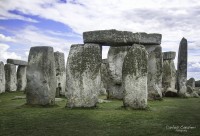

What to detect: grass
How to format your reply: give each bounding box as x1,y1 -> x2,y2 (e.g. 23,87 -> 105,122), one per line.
0,92 -> 200,136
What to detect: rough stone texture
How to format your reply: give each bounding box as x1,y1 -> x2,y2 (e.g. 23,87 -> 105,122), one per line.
107,46 -> 130,99
122,44 -> 148,109
54,51 -> 66,96
163,51 -> 176,60
187,86 -> 193,94
187,78 -> 195,91
162,52 -> 177,97
66,44 -> 101,108
83,29 -> 162,46
17,66 -> 27,91
5,64 -> 17,92
145,45 -> 163,100
26,46 -> 57,105
0,62 -> 5,93
100,59 -> 109,95
177,38 -> 188,97
7,59 -> 27,66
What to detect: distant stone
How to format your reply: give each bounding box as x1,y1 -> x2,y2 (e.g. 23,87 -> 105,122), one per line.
98,99 -> 111,103
54,51 -> 66,96
187,78 -> 195,90
187,86 -> 193,94
17,66 -> 27,91
7,59 -> 27,66
5,64 -> 17,92
100,59 -> 109,95
107,46 -> 130,99
122,44 -> 148,109
83,29 -> 162,46
26,46 -> 57,105
66,44 -> 101,108
177,38 -> 188,97
0,62 -> 5,93
145,45 -> 163,100
163,51 -> 176,60
190,92 -> 199,98
55,98 -> 64,102
162,53 -> 177,97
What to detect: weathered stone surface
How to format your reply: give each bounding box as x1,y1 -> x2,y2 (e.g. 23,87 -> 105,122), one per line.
145,45 -> 163,100
5,64 -> 17,92
107,46 -> 130,99
177,38 -> 188,97
122,44 -> 148,109
66,44 -> 101,108
0,62 -> 5,93
187,78 -> 195,90
83,29 -> 162,46
26,46 -> 56,105
187,86 -> 193,94
7,59 -> 27,66
54,51 -> 66,96
17,66 -> 27,91
100,59 -> 109,95
163,51 -> 176,60
162,54 -> 177,97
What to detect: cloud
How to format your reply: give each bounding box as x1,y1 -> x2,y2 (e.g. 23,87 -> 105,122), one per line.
0,34 -> 16,42
0,43 -> 22,63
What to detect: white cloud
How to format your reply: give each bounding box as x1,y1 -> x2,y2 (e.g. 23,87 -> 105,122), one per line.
0,43 -> 22,63
0,34 -> 16,42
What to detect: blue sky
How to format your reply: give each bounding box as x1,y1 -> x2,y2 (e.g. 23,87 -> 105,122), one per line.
0,0 -> 200,79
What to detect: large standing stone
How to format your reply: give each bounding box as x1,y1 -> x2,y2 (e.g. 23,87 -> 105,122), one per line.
26,46 -> 56,105
177,38 -> 188,97
162,52 -> 177,97
17,65 -> 27,91
107,46 -> 130,99
83,29 -> 162,46
5,64 -> 17,92
145,45 -> 163,100
187,78 -> 195,89
122,44 -> 148,109
7,59 -> 27,66
54,51 -> 66,96
0,62 -> 5,93
66,44 -> 101,108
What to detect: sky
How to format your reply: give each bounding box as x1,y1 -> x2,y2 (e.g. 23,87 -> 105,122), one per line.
0,0 -> 200,80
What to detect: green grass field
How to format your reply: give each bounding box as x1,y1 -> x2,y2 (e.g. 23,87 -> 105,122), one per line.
0,92 -> 199,136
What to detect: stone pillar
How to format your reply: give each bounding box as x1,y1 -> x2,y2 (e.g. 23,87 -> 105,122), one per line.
66,44 -> 101,108
5,64 -> 17,92
100,59 -> 109,95
26,46 -> 56,105
17,65 -> 27,91
162,52 -> 177,97
54,51 -> 66,96
186,78 -> 195,94
177,38 -> 188,97
122,44 -> 148,109
145,45 -> 163,100
0,62 -> 5,93
107,46 -> 130,99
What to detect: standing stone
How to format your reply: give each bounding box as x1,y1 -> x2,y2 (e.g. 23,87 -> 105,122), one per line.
187,78 -> 195,89
66,44 -> 101,108
122,44 -> 148,109
107,46 -> 130,99
0,62 -> 5,93
162,52 -> 177,97
100,59 -> 109,95
17,65 -> 27,91
5,64 -> 17,92
177,38 -> 188,97
195,80 -> 200,87
26,46 -> 56,105
54,51 -> 66,96
145,45 -> 163,100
